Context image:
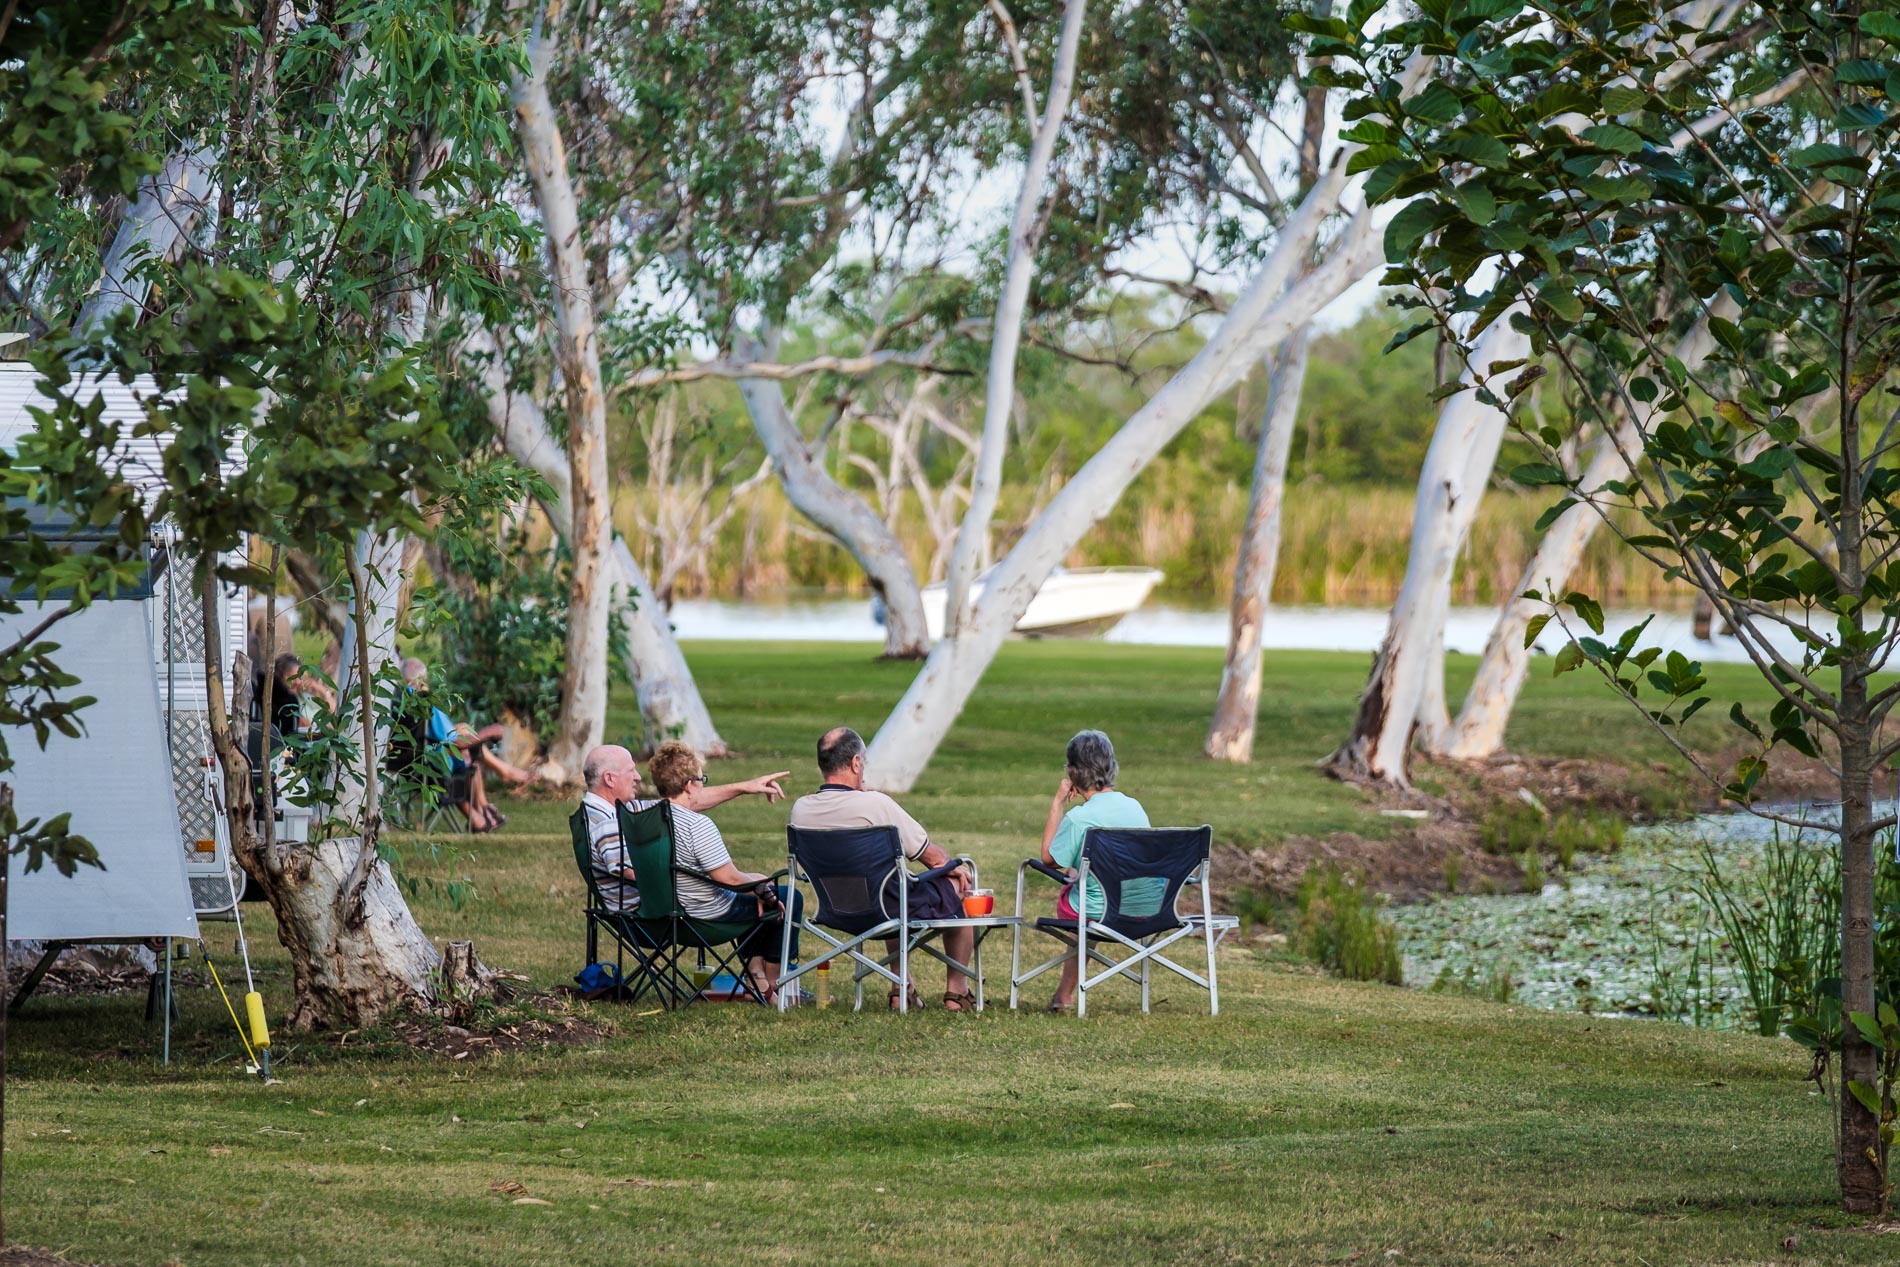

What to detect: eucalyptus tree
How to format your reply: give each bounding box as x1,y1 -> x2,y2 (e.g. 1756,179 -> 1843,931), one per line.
1322,0 -> 1762,787
1329,0 -> 1898,1214
1207,0 -> 1336,762
863,6 -> 1424,791
18,1 -> 528,1029
541,0 -> 1022,662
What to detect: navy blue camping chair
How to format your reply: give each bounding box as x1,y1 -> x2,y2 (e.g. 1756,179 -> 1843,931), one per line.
774,825 -> 976,1013
1009,826 -> 1235,1016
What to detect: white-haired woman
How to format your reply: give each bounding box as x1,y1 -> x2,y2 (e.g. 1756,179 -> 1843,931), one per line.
1039,729 -> 1149,1012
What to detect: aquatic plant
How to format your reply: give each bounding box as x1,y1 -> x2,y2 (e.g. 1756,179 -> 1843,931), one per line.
1295,864 -> 1402,986
1687,828 -> 1837,1039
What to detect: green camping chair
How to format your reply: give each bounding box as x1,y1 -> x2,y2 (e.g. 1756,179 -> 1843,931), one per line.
615,800 -> 789,1009
568,806 -> 670,1005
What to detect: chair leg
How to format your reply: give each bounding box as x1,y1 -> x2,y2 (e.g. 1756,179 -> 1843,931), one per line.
973,928 -> 986,1013
1141,937 -> 1152,1014
1009,915 -> 1023,1011
1206,925 -> 1220,1017
1075,921 -> 1088,1020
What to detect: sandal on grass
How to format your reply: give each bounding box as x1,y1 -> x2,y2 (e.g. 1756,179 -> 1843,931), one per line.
888,985 -> 925,1012
942,990 -> 977,1013
1045,996 -> 1074,1014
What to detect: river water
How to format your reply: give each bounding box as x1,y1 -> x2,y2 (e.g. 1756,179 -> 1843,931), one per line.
670,596 -> 1798,665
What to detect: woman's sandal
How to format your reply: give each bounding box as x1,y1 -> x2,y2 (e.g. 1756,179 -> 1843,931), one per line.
1045,996 -> 1075,1014
888,986 -> 926,1011
942,990 -> 977,1013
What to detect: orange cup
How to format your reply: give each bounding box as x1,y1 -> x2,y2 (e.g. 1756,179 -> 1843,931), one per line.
962,889 -> 995,917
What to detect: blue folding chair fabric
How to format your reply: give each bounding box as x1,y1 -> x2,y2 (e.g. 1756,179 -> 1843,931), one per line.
775,825 -> 973,1012
1010,825 -> 1236,1017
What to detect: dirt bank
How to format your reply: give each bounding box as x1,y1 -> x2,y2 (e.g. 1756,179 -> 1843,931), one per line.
1213,746 -> 1840,905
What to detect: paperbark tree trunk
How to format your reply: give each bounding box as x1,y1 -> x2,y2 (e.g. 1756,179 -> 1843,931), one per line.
469,327 -> 728,757
1326,313 -> 1529,787
733,327 -> 930,659
75,145 -> 216,333
862,145 -> 1384,791
331,526 -> 405,825
513,21 -> 611,777
1205,332 -> 1310,762
1446,307 -> 1727,759
942,0 -> 1089,637
203,556 -> 465,1029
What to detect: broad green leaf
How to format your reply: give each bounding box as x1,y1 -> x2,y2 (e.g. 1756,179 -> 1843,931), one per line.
1601,85 -> 1649,114
1863,12 -> 1900,42
1580,123 -> 1645,153
1562,591 -> 1605,635
1510,462 -> 1569,486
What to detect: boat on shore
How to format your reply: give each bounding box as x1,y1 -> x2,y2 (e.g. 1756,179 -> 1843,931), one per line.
875,566 -> 1165,640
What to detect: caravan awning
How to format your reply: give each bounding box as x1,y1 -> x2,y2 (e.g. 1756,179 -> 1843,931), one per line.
5,596 -> 199,942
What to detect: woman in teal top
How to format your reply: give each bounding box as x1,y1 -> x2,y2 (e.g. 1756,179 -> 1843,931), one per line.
1040,729 -> 1148,1012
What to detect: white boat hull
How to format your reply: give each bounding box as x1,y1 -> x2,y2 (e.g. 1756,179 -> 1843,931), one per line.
918,567 -> 1164,641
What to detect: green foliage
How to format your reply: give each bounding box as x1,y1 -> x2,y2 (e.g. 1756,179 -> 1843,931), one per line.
1342,0 -> 1900,1200
1478,801 -> 1623,865
1429,957 -> 1517,1004
1688,830 -> 1840,1038
0,1 -> 236,877
0,1 -> 240,258
1295,863 -> 1403,984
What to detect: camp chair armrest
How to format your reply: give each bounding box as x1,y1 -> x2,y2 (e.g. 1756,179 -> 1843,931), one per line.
678,867 -> 787,896
1021,858 -> 1069,885
915,857 -> 964,883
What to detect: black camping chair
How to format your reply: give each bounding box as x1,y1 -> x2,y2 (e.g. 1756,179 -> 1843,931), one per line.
773,825 -> 975,1013
384,703 -> 472,834
615,800 -> 788,1009
1009,826 -> 1236,1017
567,805 -> 671,1005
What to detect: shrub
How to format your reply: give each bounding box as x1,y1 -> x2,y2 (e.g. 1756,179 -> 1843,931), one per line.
1430,959 -> 1517,1005
1295,864 -> 1402,985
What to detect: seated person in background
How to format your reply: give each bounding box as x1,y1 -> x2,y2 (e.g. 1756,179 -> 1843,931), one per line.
1039,729 -> 1149,1013
268,653 -> 335,739
399,658 -> 512,832
576,743 -> 787,915
788,727 -> 976,1012
638,741 -> 800,1002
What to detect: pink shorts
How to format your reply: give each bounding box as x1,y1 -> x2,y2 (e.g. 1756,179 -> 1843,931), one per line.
1057,883 -> 1081,921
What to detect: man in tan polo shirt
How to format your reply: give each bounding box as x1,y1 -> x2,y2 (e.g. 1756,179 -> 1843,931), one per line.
788,727 -> 976,1010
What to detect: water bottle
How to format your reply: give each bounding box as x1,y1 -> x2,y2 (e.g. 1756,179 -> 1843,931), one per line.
815,959 -> 831,1009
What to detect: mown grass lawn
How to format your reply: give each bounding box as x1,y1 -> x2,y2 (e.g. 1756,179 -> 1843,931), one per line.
9,643 -> 1886,1266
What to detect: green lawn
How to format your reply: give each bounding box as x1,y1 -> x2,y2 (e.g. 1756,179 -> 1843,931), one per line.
10,643 -> 1886,1266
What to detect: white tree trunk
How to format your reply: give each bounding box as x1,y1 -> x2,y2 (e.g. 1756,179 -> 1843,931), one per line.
1446,307 -> 1728,758
942,0 -> 1089,636
1416,619 -> 1451,752
264,835 -> 454,1029
1326,313 -> 1530,786
1205,332 -> 1310,762
75,146 -> 216,333
332,526 -> 406,824
733,327 -> 930,658
513,23 -> 610,777
470,329 -> 727,756
861,153 -> 1382,792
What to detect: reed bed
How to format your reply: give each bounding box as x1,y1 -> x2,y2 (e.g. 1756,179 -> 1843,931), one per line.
610,476 -> 1689,608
